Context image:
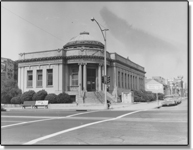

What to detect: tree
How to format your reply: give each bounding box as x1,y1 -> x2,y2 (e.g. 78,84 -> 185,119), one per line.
20,90 -> 35,103
11,95 -> 22,104
1,79 -> 22,104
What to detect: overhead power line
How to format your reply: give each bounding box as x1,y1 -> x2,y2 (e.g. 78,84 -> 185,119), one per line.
2,6 -> 64,43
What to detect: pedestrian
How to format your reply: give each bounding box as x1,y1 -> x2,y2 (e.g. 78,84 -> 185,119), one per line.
107,99 -> 111,109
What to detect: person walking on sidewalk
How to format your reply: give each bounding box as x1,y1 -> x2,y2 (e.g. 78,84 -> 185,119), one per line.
107,99 -> 111,109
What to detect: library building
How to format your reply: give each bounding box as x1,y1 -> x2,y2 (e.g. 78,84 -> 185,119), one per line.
17,31 -> 146,103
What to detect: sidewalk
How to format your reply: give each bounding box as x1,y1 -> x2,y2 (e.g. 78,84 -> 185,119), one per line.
111,101 -> 162,111
3,101 -> 162,111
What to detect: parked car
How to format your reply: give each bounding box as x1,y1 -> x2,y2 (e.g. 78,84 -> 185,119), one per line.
175,96 -> 182,104
162,95 -> 176,106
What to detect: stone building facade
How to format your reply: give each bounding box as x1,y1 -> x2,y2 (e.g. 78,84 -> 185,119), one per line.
17,32 -> 146,103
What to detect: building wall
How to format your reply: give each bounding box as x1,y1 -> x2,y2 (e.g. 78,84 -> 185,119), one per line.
18,59 -> 63,94
17,49 -> 146,98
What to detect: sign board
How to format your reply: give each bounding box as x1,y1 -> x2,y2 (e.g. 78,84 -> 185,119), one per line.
146,84 -> 163,94
35,100 -> 48,106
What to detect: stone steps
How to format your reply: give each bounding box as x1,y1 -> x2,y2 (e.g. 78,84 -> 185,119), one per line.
78,91 -> 117,104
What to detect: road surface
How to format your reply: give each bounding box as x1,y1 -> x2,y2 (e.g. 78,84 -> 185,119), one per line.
1,98 -> 188,145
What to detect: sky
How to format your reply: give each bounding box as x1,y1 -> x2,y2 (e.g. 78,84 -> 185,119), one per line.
2,2 -> 188,84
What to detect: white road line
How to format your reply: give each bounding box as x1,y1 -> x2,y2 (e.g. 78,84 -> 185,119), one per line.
1,110 -> 99,129
1,116 -> 57,119
24,110 -> 143,145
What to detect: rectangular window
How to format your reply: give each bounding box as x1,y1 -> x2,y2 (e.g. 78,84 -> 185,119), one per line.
37,70 -> 43,87
71,68 -> 78,86
27,70 -> 33,87
47,69 -> 53,86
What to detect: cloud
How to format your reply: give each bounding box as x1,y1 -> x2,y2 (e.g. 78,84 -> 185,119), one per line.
100,7 -> 176,56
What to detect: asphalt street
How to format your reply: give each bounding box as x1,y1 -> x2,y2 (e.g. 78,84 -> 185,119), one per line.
1,98 -> 188,145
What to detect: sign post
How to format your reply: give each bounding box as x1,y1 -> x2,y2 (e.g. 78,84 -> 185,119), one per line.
146,83 -> 163,107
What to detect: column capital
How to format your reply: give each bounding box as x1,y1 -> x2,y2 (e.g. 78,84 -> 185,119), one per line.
83,63 -> 87,65
78,63 -> 83,65
99,63 -> 103,66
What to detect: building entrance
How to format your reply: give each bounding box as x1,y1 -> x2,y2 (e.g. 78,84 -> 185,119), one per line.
87,68 -> 96,91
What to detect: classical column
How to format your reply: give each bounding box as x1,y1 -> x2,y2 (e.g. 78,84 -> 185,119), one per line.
83,63 -> 87,91
78,63 -> 82,93
131,74 -> 133,90
137,76 -> 139,90
98,63 -> 102,91
133,75 -> 135,90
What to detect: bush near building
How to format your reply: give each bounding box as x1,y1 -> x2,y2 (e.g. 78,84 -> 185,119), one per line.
1,79 -> 22,104
11,95 -> 22,104
44,93 -> 58,103
32,90 -> 47,101
20,90 -> 35,103
57,92 -> 73,103
158,93 -> 164,100
133,90 -> 156,102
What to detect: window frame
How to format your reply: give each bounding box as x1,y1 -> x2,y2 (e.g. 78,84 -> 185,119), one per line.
37,70 -> 43,87
71,67 -> 78,86
27,70 -> 33,88
47,69 -> 53,87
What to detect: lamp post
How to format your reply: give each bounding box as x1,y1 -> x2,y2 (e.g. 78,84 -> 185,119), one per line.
91,17 -> 109,109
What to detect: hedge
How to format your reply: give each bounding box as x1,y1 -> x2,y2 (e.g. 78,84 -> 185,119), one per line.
20,90 -> 35,103
44,93 -> 58,103
11,95 -> 22,104
133,90 -> 157,102
32,90 -> 47,101
57,92 -> 73,103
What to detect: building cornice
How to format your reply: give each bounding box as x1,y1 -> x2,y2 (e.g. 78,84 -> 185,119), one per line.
16,56 -> 64,63
16,55 -> 146,74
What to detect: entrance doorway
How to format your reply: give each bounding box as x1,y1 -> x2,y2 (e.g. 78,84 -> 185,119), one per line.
87,68 -> 96,91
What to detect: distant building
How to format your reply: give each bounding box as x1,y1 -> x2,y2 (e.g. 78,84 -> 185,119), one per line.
166,76 -> 184,96
151,76 -> 170,95
16,31 -> 146,103
1,57 -> 16,81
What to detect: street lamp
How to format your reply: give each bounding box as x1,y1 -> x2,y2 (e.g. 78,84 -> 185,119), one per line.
91,17 -> 109,109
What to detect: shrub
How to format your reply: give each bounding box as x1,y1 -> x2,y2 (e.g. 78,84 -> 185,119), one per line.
11,95 -> 22,104
32,90 -> 47,101
57,92 -> 73,103
134,95 -> 141,102
1,79 -> 22,104
44,93 -> 58,103
158,93 -> 164,100
20,90 -> 35,103
133,90 -> 158,102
